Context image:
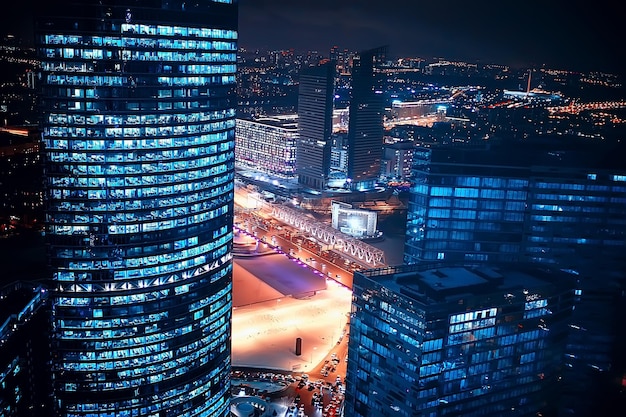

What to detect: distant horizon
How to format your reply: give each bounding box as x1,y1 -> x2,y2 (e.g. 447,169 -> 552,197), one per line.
238,0 -> 625,77
2,0 -> 625,76
2,31 -> 619,77
236,43 -> 617,75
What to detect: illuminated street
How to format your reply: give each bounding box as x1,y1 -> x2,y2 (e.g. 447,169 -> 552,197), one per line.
230,186 -> 401,372
228,195 -> 404,415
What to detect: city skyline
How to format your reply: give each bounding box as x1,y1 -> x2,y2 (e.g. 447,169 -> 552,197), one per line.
4,0 -> 625,75
238,0 -> 624,75
1,0 -> 626,415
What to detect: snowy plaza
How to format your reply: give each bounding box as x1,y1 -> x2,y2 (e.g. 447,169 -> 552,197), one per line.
231,233 -> 353,372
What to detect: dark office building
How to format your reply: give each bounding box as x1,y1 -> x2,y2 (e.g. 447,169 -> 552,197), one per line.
560,278 -> 626,416
346,47 -> 386,191
0,282 -> 52,417
403,140 -> 626,415
37,1 -> 237,416
345,263 -> 575,417
404,141 -> 626,271
297,60 -> 335,190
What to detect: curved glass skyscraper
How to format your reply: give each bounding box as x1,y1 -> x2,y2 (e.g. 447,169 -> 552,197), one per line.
37,1 -> 237,416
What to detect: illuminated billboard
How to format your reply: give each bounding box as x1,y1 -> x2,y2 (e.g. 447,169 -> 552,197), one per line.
331,201 -> 377,238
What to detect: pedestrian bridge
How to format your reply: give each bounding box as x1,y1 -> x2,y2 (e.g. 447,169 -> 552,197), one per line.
270,204 -> 385,267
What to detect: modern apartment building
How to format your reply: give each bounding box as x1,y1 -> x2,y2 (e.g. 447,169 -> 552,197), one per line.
236,115 -> 298,179
345,263 -> 575,417
381,140 -> 414,182
37,1 -> 237,415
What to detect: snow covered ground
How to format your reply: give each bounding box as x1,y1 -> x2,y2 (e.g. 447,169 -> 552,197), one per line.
232,253 -> 352,372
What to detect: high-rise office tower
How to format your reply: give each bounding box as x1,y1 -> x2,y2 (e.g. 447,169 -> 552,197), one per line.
297,61 -> 335,190
0,283 -> 51,416
346,47 -> 386,191
403,140 -> 626,415
37,1 -> 237,416
404,141 -> 626,270
345,264 -> 575,417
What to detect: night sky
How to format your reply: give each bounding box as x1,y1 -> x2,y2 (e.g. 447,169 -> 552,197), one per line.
2,0 -> 624,75
239,0 -> 623,74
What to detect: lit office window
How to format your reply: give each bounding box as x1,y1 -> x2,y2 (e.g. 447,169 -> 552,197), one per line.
39,1 -> 237,416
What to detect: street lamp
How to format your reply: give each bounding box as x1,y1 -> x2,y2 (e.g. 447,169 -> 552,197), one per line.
311,346 -> 317,364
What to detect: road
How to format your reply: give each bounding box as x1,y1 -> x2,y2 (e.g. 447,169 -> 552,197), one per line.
231,224 -> 351,416
232,186 -> 361,416
266,326 -> 349,417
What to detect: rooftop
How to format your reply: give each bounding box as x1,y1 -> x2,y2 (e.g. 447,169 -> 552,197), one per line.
239,115 -> 299,130
417,266 -> 487,291
424,138 -> 626,172
358,263 -> 574,304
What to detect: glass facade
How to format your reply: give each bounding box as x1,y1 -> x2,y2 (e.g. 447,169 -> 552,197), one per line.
345,264 -> 574,417
235,116 -> 298,178
346,47 -> 386,191
525,171 -> 626,268
0,284 -> 51,416
297,62 -> 335,190
37,1 -> 237,416
403,144 -> 626,415
405,146 -> 626,271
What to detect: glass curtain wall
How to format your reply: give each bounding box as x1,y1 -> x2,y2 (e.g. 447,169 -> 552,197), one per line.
37,1 -> 238,416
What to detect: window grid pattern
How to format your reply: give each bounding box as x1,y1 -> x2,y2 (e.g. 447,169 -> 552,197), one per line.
404,151 -> 626,270
405,172 -> 527,264
525,179 -> 626,266
235,118 -> 298,178
39,2 -> 237,416
345,269 -> 573,417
